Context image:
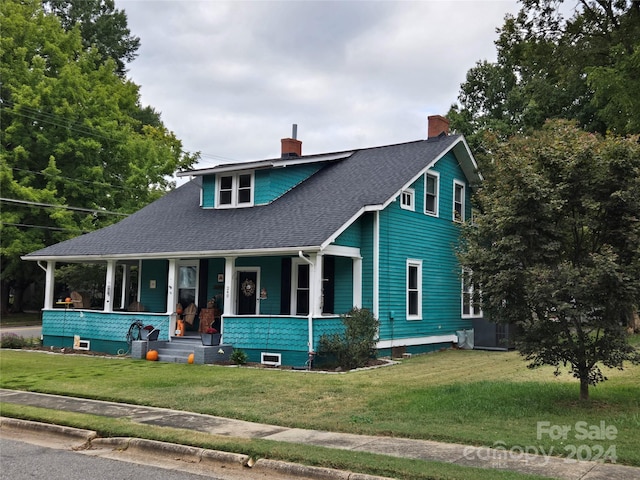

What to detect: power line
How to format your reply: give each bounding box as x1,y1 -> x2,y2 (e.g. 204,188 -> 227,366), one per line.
1,222 -> 87,233
0,197 -> 129,216
10,167 -> 143,195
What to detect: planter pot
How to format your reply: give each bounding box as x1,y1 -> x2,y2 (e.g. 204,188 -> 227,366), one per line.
201,333 -> 221,346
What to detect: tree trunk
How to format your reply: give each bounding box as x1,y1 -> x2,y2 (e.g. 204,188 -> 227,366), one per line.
579,375 -> 589,401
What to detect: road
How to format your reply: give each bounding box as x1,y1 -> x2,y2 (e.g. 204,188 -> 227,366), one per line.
0,325 -> 41,339
0,438 -> 225,480
0,427 -> 322,480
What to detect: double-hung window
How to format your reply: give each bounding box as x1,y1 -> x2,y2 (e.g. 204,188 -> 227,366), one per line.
217,172 -> 254,208
453,180 -> 465,222
407,260 -> 422,320
424,171 -> 439,216
461,268 -> 482,317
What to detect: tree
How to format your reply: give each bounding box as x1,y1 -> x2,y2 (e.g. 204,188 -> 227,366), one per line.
0,0 -> 198,314
458,120 -> 640,400
42,0 -> 140,77
449,0 -> 640,154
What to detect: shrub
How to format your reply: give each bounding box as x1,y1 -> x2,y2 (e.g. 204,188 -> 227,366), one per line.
1,333 -> 27,349
230,349 -> 248,365
318,308 -> 379,370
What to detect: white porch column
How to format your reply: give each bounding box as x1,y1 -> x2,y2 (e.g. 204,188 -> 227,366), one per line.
120,264 -> 130,310
223,256 -> 236,316
103,260 -> 117,312
352,257 -> 362,309
44,261 -> 56,309
166,259 -> 178,313
311,252 -> 323,318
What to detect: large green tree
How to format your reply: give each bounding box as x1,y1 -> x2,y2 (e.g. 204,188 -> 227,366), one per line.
449,0 -> 640,156
43,0 -> 140,77
458,120 -> 640,400
0,0 -> 198,313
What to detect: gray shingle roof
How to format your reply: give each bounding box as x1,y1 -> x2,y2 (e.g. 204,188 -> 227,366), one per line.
24,135 -> 471,260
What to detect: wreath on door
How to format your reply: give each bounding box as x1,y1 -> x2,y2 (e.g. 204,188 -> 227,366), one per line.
241,278 -> 256,297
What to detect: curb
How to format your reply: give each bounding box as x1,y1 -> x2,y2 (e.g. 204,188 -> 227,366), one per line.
1,418 -> 392,480
0,417 -> 96,442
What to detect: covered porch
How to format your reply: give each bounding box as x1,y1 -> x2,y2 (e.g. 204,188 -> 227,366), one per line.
37,245 -> 363,363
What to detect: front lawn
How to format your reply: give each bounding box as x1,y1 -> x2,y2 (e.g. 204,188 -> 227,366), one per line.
1,343 -> 639,473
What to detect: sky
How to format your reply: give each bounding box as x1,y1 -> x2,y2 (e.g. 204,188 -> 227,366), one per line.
118,0 -> 521,169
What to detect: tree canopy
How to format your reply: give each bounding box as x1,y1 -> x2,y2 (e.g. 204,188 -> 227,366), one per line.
448,0 -> 640,153
0,0 -> 198,313
458,120 -> 640,400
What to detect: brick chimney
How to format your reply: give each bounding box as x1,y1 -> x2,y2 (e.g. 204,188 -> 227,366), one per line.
427,115 -> 450,139
281,124 -> 302,157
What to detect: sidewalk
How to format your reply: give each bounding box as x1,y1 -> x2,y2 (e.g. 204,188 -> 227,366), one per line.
1,388 -> 638,480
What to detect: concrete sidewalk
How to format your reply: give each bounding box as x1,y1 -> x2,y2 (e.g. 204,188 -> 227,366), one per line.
1,389 -> 638,480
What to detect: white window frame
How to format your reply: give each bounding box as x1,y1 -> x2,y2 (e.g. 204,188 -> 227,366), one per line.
461,268 -> 482,318
216,171 -> 254,208
178,261 -> 199,308
291,259 -> 310,316
406,259 -> 422,320
400,188 -> 415,211
424,171 -> 439,216
453,180 -> 465,222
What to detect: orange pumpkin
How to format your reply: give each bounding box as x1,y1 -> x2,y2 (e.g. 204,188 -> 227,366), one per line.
187,353 -> 194,364
146,350 -> 159,361
65,297 -> 72,303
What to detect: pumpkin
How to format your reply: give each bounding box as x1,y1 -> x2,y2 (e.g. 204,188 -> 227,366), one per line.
187,353 -> 194,364
65,297 -> 72,303
146,350 -> 159,361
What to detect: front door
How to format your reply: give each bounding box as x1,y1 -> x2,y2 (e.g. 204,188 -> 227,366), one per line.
237,270 -> 258,315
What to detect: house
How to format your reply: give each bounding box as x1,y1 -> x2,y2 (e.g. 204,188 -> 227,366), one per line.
23,115 -> 483,366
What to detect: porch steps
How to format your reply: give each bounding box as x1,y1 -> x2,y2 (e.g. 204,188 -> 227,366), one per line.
155,336 -> 201,363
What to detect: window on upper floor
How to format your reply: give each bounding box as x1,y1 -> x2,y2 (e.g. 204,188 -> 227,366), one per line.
401,188 -> 415,211
461,268 -> 482,318
453,180 -> 465,222
407,259 -> 422,320
424,171 -> 439,216
217,172 -> 254,208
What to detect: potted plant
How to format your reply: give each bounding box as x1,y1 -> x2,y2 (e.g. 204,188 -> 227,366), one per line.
201,327 -> 220,346
140,324 -> 154,340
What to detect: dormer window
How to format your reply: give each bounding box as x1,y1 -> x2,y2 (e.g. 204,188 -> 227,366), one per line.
217,172 -> 254,208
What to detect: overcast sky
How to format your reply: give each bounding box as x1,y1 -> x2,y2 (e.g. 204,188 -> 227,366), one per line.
118,0 -> 520,168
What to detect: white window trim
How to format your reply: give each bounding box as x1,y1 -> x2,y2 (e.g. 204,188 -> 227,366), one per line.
424,171 -> 439,217
453,179 -> 465,222
400,188 -> 415,211
291,259 -> 310,316
461,268 -> 482,318
178,261 -> 199,308
406,259 -> 422,320
216,171 -> 254,208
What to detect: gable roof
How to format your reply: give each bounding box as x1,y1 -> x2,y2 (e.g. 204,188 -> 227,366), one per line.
23,134 -> 479,262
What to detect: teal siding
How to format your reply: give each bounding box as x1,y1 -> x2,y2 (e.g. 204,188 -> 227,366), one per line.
41,309 -> 170,354
377,151 -> 474,342
333,256 -> 353,313
140,260 -> 168,313
254,164 -> 322,205
202,175 -> 215,208
223,315 -> 343,366
359,213 -> 375,311
334,219 -> 361,248
206,258 -> 226,309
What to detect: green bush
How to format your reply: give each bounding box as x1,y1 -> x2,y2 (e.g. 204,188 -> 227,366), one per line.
318,308 -> 379,370
1,333 -> 27,349
230,349 -> 248,365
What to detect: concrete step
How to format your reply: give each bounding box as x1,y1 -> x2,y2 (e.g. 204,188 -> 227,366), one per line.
157,354 -> 191,363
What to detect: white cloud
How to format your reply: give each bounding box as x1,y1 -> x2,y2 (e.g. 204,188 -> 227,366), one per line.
118,0 -> 520,165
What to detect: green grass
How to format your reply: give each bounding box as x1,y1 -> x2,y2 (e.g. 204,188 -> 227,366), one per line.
1,344 -> 639,475
0,403 -> 551,480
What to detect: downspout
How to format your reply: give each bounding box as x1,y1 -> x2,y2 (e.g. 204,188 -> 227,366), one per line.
37,261 -> 47,272
298,251 -> 315,353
